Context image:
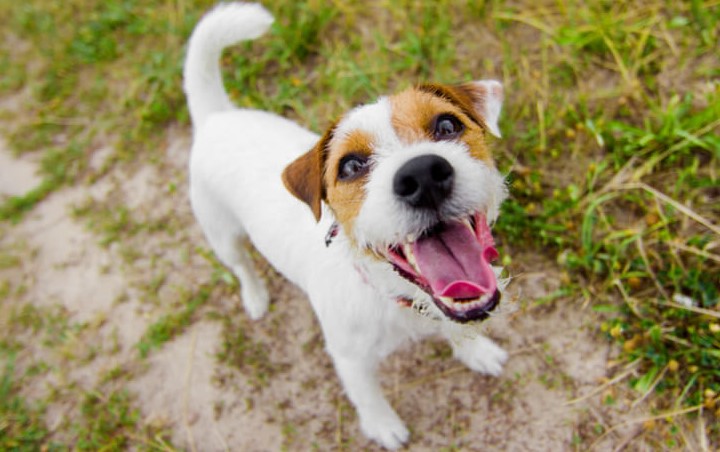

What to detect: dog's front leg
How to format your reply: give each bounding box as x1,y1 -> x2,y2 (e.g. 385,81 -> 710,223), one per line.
444,330 -> 508,377
332,354 -> 409,449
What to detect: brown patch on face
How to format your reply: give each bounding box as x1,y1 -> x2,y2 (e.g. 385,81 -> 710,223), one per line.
323,130 -> 374,239
389,85 -> 494,164
416,83 -> 486,129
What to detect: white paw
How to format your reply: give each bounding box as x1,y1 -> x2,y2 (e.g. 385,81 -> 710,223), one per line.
454,336 -> 508,377
241,284 -> 269,320
360,410 -> 409,450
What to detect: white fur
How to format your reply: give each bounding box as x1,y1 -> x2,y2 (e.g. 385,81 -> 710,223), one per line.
184,2 -> 274,128
466,80 -> 504,138
184,3 -> 507,449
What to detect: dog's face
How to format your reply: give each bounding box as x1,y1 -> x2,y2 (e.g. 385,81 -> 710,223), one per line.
283,81 -> 507,323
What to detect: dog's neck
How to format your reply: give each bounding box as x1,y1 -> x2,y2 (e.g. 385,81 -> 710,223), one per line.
326,221 -> 414,290
327,223 -> 441,316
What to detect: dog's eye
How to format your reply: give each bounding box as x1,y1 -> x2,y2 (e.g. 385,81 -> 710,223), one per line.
433,114 -> 464,141
338,154 -> 370,181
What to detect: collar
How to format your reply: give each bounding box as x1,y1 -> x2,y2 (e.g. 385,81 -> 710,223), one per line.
325,222 -> 339,247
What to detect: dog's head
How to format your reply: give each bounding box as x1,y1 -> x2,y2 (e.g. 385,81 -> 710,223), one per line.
283,80 -> 507,323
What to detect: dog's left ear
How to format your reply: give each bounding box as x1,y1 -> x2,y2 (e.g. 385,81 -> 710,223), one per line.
454,80 -> 503,138
282,127 -> 333,222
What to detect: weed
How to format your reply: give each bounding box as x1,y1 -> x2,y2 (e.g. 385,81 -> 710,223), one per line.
216,318 -> 279,389
1,138 -> 88,222
136,285 -> 211,358
222,2 -> 336,113
392,1 -> 456,78
73,386 -> 175,451
0,51 -> 26,93
73,198 -> 142,247
0,251 -> 20,270
74,390 -> 137,450
0,354 -> 52,451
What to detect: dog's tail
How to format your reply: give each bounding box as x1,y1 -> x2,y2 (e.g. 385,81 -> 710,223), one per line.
183,3 -> 274,129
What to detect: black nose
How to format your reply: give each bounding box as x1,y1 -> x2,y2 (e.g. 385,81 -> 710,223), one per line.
393,154 -> 454,209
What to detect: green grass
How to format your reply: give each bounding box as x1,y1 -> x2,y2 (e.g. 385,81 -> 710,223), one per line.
73,198 -> 150,248
74,389 -> 157,451
490,3 -> 719,442
1,305 -> 176,450
215,316 -> 280,389
0,0 -> 718,448
136,285 -> 211,358
0,355 -> 52,451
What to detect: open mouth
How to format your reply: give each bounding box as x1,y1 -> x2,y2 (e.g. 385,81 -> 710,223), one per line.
384,213 -> 501,323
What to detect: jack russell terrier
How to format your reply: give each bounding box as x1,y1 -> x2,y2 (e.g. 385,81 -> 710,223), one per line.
184,3 -> 509,449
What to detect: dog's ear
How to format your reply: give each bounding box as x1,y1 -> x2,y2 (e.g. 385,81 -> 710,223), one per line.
454,80 -> 503,138
282,127 -> 333,222
417,80 -> 503,138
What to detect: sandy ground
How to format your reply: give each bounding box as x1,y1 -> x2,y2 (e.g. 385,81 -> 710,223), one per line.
0,121 -> 665,450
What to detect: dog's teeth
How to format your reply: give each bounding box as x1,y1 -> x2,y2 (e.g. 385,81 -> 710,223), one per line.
406,233 -> 417,243
461,217 -> 474,231
440,296 -> 454,306
440,293 -> 494,312
403,243 -> 418,270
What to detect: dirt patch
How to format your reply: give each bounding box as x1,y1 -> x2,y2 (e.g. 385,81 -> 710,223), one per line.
0,137 -> 40,198
0,128 -> 650,450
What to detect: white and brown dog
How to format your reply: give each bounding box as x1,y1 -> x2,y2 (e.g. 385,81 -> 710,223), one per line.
184,3 -> 509,449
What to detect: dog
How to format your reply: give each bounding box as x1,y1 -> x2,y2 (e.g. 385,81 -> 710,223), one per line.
184,3 -> 509,449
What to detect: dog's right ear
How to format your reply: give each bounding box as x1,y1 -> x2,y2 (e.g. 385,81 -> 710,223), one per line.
282,127 -> 334,222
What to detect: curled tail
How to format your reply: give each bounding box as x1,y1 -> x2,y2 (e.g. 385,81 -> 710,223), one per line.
183,3 -> 274,129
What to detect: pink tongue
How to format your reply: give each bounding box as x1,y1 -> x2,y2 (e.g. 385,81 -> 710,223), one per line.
411,219 -> 498,299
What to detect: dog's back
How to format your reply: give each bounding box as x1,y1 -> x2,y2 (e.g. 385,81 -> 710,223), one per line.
184,3 -> 334,316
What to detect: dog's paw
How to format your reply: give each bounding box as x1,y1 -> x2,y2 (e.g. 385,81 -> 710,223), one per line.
360,410 -> 409,450
453,335 -> 508,377
241,284 -> 270,320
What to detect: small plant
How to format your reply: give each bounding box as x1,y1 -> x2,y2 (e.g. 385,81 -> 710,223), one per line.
75,389 -> 138,450
0,355 -> 52,451
136,285 -> 211,358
